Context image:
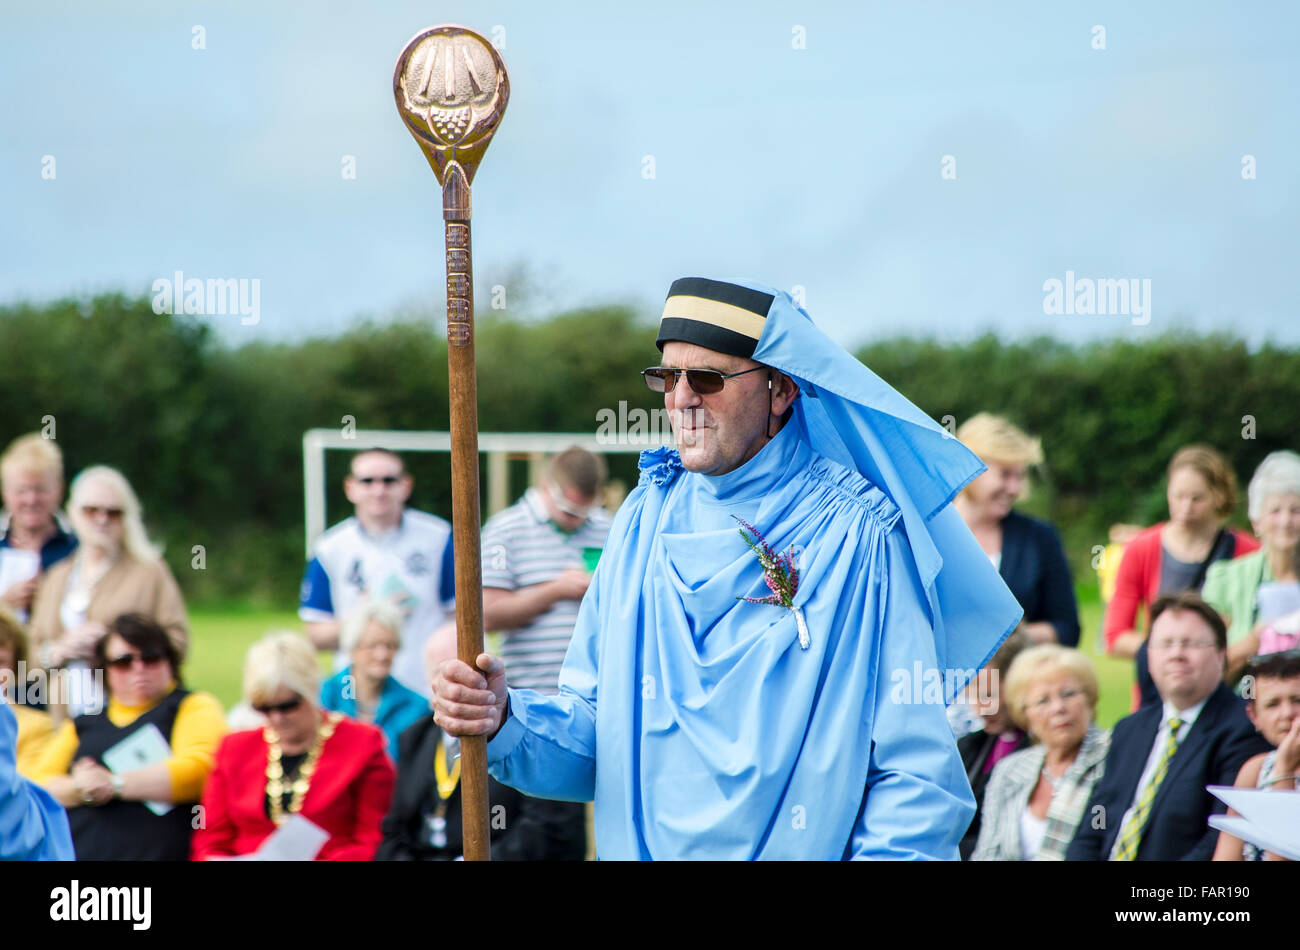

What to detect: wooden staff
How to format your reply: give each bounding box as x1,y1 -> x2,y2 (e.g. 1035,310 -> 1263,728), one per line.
393,25 -> 509,862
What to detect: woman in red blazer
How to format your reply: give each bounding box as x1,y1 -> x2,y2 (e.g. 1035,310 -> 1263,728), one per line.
1104,445 -> 1258,710
192,632 -> 394,861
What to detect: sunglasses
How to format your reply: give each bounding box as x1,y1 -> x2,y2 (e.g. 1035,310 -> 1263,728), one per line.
352,475 -> 403,486
546,482 -> 592,520
106,650 -> 167,671
253,695 -> 304,715
642,365 -> 768,395
81,505 -> 124,520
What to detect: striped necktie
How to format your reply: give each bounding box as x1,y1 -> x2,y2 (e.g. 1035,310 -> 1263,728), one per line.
1114,716 -> 1183,861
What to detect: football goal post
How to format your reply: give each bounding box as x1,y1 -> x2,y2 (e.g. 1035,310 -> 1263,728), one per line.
301,428 -> 664,556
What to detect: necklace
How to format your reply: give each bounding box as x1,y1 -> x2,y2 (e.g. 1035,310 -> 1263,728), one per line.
265,711 -> 340,826
1041,760 -> 1067,791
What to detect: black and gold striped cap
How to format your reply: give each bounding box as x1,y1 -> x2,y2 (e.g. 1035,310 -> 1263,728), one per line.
655,277 -> 775,359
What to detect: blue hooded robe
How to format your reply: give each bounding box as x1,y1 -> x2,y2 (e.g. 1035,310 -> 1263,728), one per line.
487,282 -> 1022,859
1,700 -> 74,860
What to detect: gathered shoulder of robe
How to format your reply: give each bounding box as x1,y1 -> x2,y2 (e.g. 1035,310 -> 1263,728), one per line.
487,414 -> 976,859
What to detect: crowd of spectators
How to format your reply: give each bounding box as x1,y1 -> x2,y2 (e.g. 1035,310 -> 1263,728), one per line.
1,418 -> 1295,861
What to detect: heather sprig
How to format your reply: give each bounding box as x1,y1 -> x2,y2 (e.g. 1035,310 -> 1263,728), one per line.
735,517 -> 798,607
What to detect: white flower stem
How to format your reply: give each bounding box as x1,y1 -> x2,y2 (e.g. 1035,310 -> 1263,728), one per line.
794,606 -> 810,650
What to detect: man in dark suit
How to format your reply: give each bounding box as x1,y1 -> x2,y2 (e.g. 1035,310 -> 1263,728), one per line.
374,713 -> 528,861
1068,590 -> 1271,861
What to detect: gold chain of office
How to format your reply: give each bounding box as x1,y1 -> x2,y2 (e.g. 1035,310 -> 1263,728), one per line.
264,712 -> 341,826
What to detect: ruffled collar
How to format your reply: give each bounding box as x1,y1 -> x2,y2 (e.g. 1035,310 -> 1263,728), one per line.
637,446 -> 683,488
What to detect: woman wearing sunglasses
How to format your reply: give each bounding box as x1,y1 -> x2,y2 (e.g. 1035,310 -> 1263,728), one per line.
192,632 -> 394,860
31,612 -> 226,859
28,466 -> 189,724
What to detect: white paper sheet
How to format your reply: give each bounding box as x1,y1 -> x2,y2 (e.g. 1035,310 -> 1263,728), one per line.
0,548 -> 40,621
1207,784 -> 1300,860
210,815 -> 330,861
1254,581 -> 1300,626
101,722 -> 174,816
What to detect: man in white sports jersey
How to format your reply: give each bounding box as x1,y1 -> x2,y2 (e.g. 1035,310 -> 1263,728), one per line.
300,448 -> 455,698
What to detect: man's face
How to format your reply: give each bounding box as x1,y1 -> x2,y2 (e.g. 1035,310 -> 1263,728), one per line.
1,465 -> 61,533
541,479 -> 594,533
344,452 -> 412,525
1147,609 -> 1226,710
659,341 -> 791,476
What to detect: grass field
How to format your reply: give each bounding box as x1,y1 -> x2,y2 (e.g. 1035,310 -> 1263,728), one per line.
1074,584 -> 1135,729
186,584 -> 1136,728
186,603 -> 304,709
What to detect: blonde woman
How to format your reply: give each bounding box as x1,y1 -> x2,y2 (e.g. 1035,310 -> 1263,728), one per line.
955,414 -> 1079,646
29,466 -> 188,721
192,632 -> 394,860
0,434 -> 77,619
971,645 -> 1110,861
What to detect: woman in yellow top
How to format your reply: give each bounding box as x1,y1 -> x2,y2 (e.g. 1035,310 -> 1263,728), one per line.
33,612 -> 225,859
0,607 -> 53,777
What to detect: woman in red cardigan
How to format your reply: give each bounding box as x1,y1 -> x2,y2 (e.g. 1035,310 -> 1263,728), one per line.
1104,445 -> 1258,709
192,632 -> 394,861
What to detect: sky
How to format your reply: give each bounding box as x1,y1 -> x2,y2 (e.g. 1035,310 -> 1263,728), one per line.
3,0 -> 1297,350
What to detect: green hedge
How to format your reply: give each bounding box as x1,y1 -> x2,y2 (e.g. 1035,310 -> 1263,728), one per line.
2,294 -> 1291,604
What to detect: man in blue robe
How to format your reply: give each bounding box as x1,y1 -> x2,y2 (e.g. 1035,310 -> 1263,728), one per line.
434,277 -> 1022,859
1,699 -> 73,860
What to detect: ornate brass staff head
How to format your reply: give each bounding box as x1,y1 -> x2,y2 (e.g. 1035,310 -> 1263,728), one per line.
393,25 -> 510,187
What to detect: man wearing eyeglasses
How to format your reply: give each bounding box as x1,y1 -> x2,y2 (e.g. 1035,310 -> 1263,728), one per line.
1067,590 -> 1270,861
300,449 -> 455,699
474,446 -> 611,859
433,277 -> 1022,859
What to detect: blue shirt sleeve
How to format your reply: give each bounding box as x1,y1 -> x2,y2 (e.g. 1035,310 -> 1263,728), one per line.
439,537 -> 456,605
299,557 -> 334,614
849,529 -> 976,860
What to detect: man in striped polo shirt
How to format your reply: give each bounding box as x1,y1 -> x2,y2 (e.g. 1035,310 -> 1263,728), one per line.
479,446 -> 611,859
